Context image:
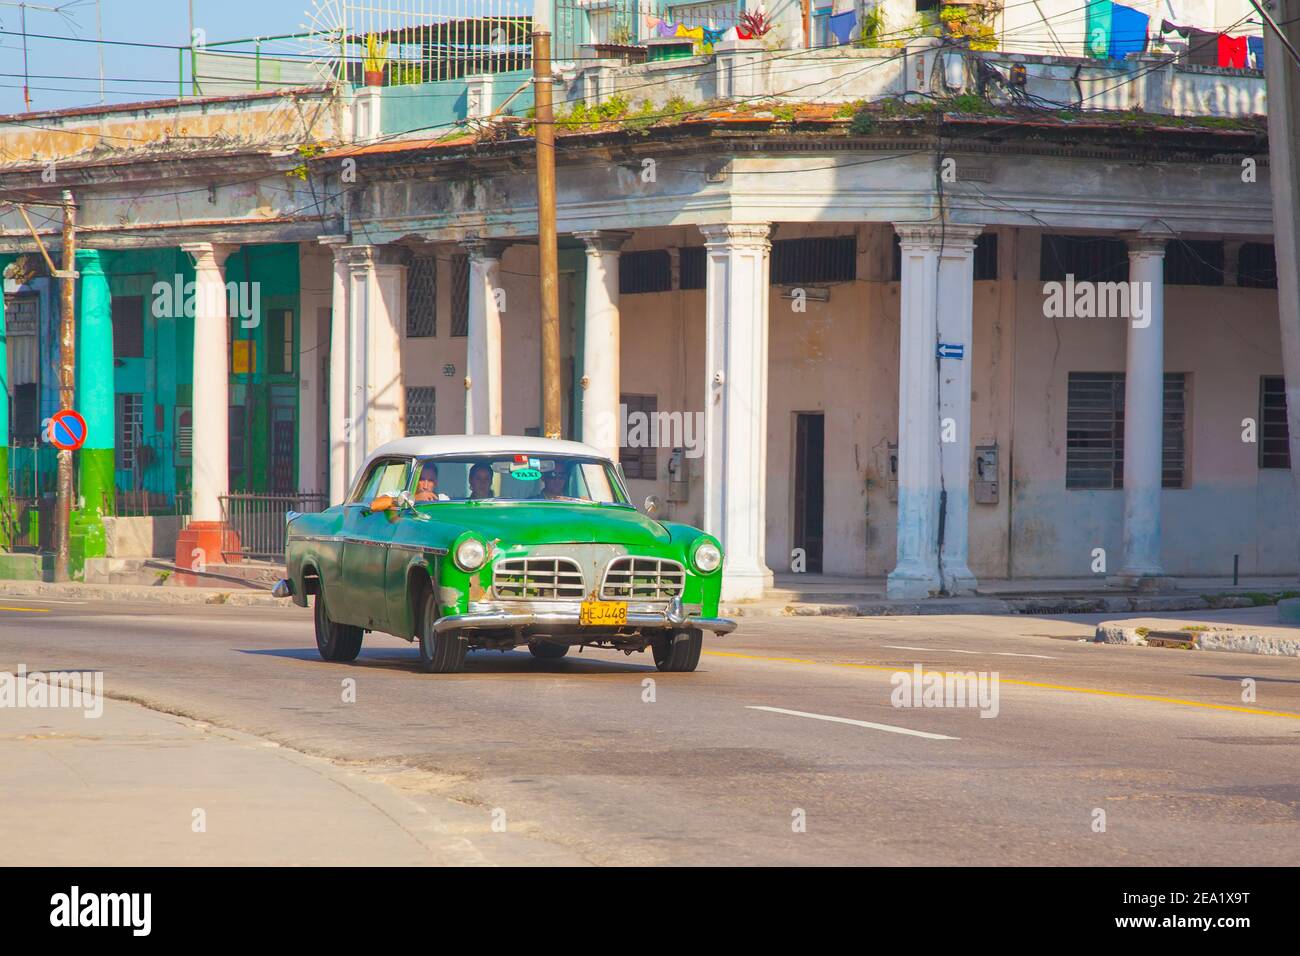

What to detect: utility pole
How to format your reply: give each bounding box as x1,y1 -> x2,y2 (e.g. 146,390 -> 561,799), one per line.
533,1 -> 562,439
1257,0 -> 1300,573
54,189 -> 75,582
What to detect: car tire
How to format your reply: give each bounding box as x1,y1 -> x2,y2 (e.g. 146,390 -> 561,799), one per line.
314,583 -> 364,663
652,628 -> 703,672
417,591 -> 468,674
528,640 -> 569,660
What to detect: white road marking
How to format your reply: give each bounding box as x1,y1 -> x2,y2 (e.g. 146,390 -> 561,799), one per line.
881,644 -> 1055,660
746,705 -> 960,740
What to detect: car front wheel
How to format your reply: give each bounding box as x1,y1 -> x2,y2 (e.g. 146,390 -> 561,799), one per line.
652,628 -> 703,672
314,582 -> 364,663
418,591 -> 468,673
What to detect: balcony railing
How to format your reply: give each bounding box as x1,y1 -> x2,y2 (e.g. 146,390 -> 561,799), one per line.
554,0 -> 744,61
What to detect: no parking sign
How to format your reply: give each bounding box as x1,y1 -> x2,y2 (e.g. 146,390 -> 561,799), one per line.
48,409 -> 87,451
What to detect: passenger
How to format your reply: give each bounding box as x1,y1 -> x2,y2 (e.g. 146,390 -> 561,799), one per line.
413,461 -> 449,502
469,462 -> 495,500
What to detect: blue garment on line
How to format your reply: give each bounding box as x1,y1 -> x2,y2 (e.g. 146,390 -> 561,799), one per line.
828,11 -> 856,45
1107,4 -> 1149,60
1248,35 -> 1265,70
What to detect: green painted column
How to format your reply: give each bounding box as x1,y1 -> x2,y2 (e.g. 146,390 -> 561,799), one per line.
0,254 -> 11,550
70,249 -> 114,578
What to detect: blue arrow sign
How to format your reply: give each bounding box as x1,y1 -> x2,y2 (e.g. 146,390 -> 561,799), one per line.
937,343 -> 965,360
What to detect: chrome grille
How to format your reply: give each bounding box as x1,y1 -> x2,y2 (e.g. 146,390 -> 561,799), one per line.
493,557 -> 585,600
601,557 -> 686,601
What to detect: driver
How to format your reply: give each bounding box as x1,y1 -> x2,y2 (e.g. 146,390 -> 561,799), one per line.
413,461 -> 449,502
468,462 -> 495,500
541,462 -> 570,500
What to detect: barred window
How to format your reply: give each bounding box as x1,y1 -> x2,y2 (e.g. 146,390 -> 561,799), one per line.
1065,372 -> 1187,490
1238,242 -> 1277,289
450,255 -> 469,337
1259,376 -> 1291,469
771,236 -> 856,284
619,250 -> 672,294
406,255 -> 437,337
405,386 -> 436,436
619,393 -> 657,480
1040,235 -> 1129,283
1165,240 -> 1224,286
111,295 -> 145,358
680,246 -> 706,290
116,393 -> 144,473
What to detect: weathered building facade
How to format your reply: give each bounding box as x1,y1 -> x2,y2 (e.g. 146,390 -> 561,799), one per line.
0,15 -> 1293,602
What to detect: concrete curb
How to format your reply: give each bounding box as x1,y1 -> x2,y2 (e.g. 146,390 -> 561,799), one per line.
1094,622 -> 1300,657
0,580 -> 292,608
722,593 -> 1262,619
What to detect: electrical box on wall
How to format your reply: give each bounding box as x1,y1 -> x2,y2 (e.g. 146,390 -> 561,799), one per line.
887,442 -> 899,503
974,444 -> 999,504
668,447 -> 689,503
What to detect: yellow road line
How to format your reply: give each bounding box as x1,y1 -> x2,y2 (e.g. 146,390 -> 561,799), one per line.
704,650 -> 1300,721
0,606 -> 52,613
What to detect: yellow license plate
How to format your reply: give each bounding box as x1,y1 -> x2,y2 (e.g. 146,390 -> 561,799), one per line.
579,600 -> 627,626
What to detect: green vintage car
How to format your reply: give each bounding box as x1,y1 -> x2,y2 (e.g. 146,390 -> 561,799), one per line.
275,435 -> 735,673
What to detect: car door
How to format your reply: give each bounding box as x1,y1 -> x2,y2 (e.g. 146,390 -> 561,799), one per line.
338,457 -> 412,630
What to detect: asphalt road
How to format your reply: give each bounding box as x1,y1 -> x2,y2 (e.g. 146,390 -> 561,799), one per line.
2,598 -> 1299,865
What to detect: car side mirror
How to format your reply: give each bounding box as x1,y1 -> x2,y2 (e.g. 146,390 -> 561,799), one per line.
643,494 -> 662,517
394,490 -> 415,513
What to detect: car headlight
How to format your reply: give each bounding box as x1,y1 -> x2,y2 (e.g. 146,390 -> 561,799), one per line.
692,540 -> 722,574
455,537 -> 487,572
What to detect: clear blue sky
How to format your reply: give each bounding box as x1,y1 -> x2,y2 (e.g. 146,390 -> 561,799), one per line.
0,0 -> 319,114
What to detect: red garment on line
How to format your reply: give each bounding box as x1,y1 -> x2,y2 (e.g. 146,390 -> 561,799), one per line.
1217,34 -> 1248,68
736,26 -> 754,40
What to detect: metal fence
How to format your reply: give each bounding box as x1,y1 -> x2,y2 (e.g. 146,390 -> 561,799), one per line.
553,0 -> 744,60
220,492 -> 329,562
4,440 -> 60,552
115,437 -> 191,517
338,0 -> 533,84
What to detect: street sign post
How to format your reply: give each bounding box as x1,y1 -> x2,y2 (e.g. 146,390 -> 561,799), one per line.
49,408 -> 87,452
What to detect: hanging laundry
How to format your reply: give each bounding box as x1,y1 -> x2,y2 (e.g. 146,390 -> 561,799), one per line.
676,24 -> 706,53
1247,35 -> 1265,70
701,26 -> 726,54
1107,4 -> 1148,60
828,11 -> 856,46
1217,33 -> 1248,68
736,25 -> 755,40
644,15 -> 663,34
1084,0 -> 1113,59
1161,21 -> 1220,66
657,21 -> 679,38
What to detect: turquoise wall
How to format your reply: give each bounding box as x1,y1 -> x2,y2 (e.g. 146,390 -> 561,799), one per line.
377,70 -> 536,138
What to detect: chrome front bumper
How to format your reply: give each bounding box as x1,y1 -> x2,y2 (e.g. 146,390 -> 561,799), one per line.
432,596 -> 736,636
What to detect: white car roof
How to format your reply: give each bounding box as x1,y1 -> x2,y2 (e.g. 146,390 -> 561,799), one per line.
360,435 -> 612,474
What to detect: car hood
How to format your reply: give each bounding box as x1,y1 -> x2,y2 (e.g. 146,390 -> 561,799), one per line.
416,500 -> 673,547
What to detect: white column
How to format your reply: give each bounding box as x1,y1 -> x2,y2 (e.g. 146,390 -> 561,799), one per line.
700,222 -> 773,601
576,230 -> 629,460
888,224 -> 943,600
344,245 -> 408,464
463,239 -> 505,435
180,242 -> 235,525
321,236 -> 349,504
1114,234 -> 1168,586
936,225 -> 984,594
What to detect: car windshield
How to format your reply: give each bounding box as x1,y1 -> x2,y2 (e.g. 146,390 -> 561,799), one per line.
411,455 -> 629,505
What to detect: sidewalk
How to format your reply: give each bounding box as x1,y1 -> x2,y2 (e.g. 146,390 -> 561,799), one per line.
0,678 -> 582,865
